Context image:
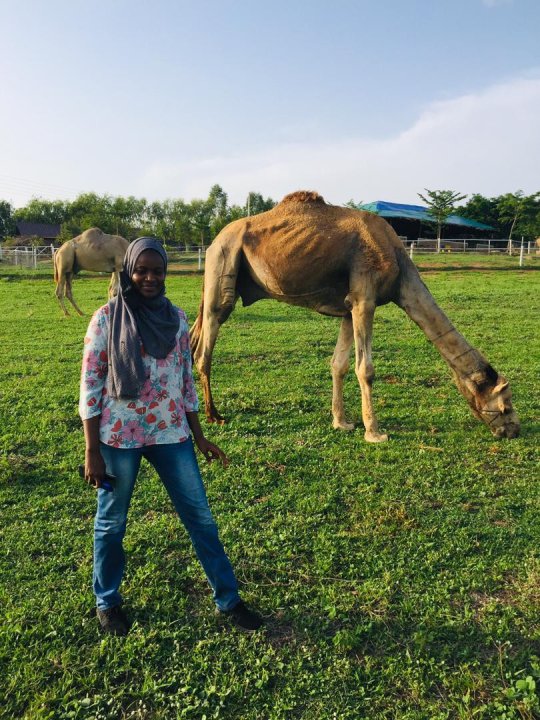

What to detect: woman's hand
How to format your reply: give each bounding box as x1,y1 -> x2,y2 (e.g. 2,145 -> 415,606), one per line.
186,411 -> 230,467
195,437 -> 230,467
85,448 -> 107,489
83,417 -> 106,489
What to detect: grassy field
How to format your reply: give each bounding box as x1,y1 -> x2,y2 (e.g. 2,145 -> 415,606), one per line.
0,260 -> 539,719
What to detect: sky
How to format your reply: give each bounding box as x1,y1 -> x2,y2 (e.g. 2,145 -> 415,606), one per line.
1,0 -> 539,209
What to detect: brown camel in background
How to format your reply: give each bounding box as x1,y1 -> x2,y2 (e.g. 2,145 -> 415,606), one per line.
190,191 -> 519,441
53,228 -> 129,315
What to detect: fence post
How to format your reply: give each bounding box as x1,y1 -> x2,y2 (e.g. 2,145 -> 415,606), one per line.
198,248 -> 202,270
409,242 -> 414,260
527,241 -> 531,255
519,238 -> 524,268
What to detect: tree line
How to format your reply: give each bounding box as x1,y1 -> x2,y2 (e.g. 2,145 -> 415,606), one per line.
1,185 -> 538,246
0,185 -> 276,247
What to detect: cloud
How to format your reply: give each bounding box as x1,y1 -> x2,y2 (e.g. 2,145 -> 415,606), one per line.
139,73 -> 540,205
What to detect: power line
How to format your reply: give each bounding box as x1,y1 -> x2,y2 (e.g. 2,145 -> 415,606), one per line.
0,173 -> 83,196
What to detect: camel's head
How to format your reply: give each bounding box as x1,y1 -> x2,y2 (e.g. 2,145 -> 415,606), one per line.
456,366 -> 520,439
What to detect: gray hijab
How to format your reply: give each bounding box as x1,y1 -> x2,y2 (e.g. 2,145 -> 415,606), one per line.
107,237 -> 180,399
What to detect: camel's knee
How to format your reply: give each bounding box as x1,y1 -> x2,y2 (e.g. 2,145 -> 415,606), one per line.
331,353 -> 350,379
356,361 -> 375,386
196,350 -> 213,376
210,292 -> 236,324
217,299 -> 235,324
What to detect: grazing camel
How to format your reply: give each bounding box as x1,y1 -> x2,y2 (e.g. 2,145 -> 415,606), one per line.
54,228 -> 129,315
190,191 -> 520,442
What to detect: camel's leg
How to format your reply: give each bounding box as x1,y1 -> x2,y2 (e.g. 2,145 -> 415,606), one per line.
55,274 -> 70,316
108,271 -> 120,298
197,309 -> 225,423
193,237 -> 242,423
331,316 -> 355,431
350,297 -> 388,443
64,273 -> 84,316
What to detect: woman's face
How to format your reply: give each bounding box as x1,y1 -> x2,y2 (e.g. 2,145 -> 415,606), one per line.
131,249 -> 166,299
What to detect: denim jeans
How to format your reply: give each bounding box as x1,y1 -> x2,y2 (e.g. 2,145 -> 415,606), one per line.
94,438 -> 240,612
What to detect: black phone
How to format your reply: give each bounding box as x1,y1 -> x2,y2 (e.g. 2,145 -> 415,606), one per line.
78,464 -> 114,492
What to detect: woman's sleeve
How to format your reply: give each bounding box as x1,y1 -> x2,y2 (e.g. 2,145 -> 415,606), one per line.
179,312 -> 199,413
79,307 -> 109,420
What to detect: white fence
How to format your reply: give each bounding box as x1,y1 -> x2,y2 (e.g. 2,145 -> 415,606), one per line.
1,240 -> 536,271
405,238 -> 535,255
0,245 -> 55,268
0,245 -> 207,270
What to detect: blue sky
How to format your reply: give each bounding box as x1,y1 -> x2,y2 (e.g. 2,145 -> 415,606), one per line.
1,0 -> 539,208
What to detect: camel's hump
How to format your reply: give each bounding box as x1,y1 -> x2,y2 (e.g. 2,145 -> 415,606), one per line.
278,190 -> 327,205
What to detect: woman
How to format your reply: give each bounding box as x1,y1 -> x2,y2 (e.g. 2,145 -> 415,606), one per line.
80,237 -> 262,635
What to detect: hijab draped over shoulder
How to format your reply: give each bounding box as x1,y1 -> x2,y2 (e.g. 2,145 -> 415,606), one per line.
107,237 -> 180,399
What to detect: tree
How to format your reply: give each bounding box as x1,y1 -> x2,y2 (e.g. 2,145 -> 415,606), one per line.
497,191 -> 540,247
169,199 -> 194,249
418,189 -> 467,253
189,198 -> 212,248
14,197 -> 67,225
0,200 -> 15,240
62,193 -> 114,238
207,184 -> 229,238
111,195 -> 148,239
457,194 -> 499,230
245,192 -> 276,216
344,199 -> 363,209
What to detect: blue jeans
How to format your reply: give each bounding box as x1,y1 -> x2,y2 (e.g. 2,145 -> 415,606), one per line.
94,438 -> 240,612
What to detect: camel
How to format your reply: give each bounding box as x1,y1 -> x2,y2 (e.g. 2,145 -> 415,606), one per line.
190,191 -> 520,442
53,228 -> 129,315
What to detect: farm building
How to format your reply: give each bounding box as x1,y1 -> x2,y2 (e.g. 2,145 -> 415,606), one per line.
358,201 -> 495,241
15,221 -> 61,244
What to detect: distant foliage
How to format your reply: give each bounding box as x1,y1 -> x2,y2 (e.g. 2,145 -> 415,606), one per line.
2,234 -> 43,248
344,199 -> 363,209
0,200 -> 16,240
2,186 -> 540,247
457,191 -> 540,240
418,189 -> 467,252
2,186 -> 279,248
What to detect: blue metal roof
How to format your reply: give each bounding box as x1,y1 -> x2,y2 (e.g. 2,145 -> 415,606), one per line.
358,200 -> 495,230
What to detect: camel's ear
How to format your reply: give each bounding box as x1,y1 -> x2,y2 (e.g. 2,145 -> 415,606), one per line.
464,371 -> 486,395
469,371 -> 485,385
492,379 -> 509,395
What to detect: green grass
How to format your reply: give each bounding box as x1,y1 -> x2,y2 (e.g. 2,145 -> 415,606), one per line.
0,265 -> 539,719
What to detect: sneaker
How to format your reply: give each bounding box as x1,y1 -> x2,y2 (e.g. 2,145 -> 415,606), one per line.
97,606 -> 130,636
218,601 -> 264,632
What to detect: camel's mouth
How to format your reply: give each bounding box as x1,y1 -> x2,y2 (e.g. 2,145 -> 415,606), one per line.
492,420 -> 520,439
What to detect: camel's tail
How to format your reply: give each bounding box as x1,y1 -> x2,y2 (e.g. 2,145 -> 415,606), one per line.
189,280 -> 205,357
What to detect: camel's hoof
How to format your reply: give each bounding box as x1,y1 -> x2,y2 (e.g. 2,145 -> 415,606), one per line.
365,431 -> 388,443
333,420 -> 355,432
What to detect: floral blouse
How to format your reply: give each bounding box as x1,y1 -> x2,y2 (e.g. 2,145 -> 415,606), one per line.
79,304 -> 199,448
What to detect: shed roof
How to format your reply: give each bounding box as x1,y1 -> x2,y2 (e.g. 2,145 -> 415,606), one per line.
15,221 -> 61,238
358,200 -> 495,231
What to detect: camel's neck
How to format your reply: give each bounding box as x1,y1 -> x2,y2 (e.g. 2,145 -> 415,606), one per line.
397,263 -> 485,380
423,313 -> 484,379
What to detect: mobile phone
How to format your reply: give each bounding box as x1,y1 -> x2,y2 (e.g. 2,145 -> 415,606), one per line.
78,464 -> 114,492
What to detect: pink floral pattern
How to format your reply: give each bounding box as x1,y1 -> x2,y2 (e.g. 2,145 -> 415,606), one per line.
79,304 -> 199,448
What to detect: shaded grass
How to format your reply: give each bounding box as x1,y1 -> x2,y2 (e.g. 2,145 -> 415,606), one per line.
0,267 -> 539,719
